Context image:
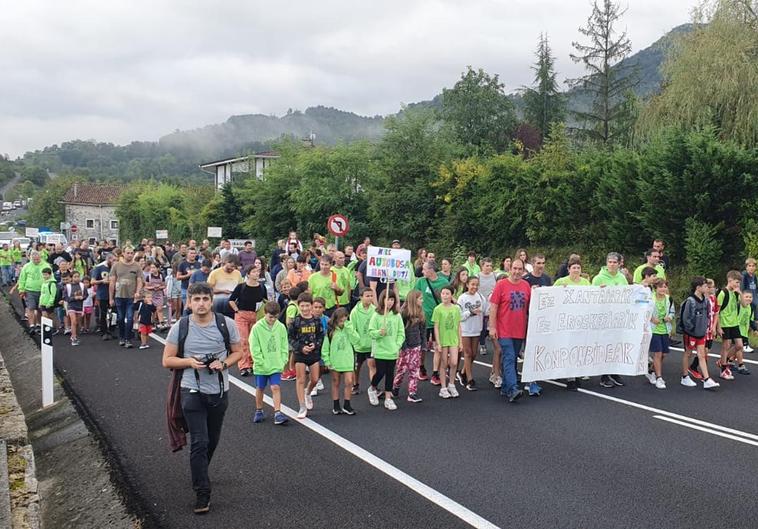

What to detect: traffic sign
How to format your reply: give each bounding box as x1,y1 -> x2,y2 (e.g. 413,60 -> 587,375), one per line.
70,224 -> 78,233
327,214 -> 350,237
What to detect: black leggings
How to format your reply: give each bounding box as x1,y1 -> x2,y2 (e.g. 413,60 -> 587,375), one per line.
371,358 -> 396,392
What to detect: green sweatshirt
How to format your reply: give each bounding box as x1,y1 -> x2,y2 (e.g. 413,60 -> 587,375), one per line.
738,303 -> 753,337
10,248 -> 23,263
592,266 -> 629,286
396,262 -> 417,301
39,278 -> 57,308
346,259 -> 360,289
0,249 -> 11,266
368,311 -> 405,360
249,318 -> 289,375
349,302 -> 376,353
332,266 -> 352,306
463,261 -> 481,278
322,322 -> 356,372
18,260 -> 48,292
632,263 -> 666,284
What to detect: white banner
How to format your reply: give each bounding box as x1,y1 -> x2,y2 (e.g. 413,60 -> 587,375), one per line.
228,238 -> 255,248
520,285 -> 653,382
366,246 -> 412,281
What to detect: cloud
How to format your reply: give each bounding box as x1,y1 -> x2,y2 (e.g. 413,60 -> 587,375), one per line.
0,0 -> 695,157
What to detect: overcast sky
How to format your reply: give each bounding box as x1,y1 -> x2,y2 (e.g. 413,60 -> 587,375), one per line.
0,0 -> 695,158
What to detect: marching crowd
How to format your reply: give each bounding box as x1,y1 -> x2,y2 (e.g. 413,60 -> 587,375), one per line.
5,232 -> 757,514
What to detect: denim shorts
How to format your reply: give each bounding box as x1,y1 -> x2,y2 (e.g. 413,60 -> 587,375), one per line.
650,334 -> 670,354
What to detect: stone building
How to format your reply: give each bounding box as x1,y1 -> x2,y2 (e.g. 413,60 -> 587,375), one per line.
61,183 -> 124,245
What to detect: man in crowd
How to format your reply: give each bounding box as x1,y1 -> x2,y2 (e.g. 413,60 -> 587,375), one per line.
523,254 -> 553,288
109,246 -> 143,348
91,253 -> 116,339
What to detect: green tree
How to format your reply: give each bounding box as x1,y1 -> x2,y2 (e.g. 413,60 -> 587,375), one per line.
20,165 -> 49,187
522,34 -> 566,143
568,0 -> 639,145
28,175 -> 86,227
440,67 -> 517,154
638,0 -> 758,147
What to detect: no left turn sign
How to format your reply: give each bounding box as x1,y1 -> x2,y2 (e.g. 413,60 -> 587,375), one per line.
327,214 -> 350,237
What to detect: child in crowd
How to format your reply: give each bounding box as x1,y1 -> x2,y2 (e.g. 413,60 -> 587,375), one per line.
690,278 -> 721,380
367,290 -> 405,411
351,287 -> 376,394
281,286 -> 302,381
457,276 -> 486,391
646,279 -> 673,389
716,271 -> 744,380
433,285 -> 462,398
250,301 -> 289,425
288,293 -> 324,419
311,297 -> 329,395
167,266 -> 182,323
39,268 -> 57,321
64,271 -> 85,346
393,290 -> 425,403
737,292 -> 754,374
135,292 -> 157,349
679,276 -> 720,390
145,263 -> 167,330
81,276 -> 94,334
322,308 -> 356,415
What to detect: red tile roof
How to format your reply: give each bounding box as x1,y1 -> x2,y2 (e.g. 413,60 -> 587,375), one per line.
62,183 -> 125,205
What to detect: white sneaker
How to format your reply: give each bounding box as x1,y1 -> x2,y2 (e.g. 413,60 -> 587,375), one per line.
488,373 -> 496,385
310,387 -> 318,397
367,386 -> 379,406
494,376 -> 502,389
645,372 -> 657,385
680,375 -> 697,387
316,379 -> 325,391
305,393 -> 314,410
744,345 -> 754,353
297,406 -> 307,419
655,377 -> 667,389
479,345 -> 487,355
703,378 -> 720,390
448,383 -> 459,398
439,387 -> 451,399
384,398 -> 397,411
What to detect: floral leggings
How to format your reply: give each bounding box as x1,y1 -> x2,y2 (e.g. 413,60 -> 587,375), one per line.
393,346 -> 422,395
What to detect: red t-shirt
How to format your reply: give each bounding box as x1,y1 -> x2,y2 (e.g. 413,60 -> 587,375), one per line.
490,279 -> 531,339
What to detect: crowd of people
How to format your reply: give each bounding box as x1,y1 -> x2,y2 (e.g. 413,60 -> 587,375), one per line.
5,232 -> 757,514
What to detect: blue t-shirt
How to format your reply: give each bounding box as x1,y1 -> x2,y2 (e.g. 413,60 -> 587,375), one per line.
91,263 -> 111,300
189,269 -> 209,285
178,260 -> 202,289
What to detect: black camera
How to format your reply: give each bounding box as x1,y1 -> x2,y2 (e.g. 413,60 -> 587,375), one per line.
197,353 -> 219,373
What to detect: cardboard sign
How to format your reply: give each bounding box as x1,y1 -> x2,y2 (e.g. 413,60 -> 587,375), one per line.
366,246 -> 412,281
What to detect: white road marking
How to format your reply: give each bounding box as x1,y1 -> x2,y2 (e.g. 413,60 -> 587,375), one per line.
668,346 -> 758,366
471,359 -> 758,443
151,331 -> 500,529
653,415 -> 758,447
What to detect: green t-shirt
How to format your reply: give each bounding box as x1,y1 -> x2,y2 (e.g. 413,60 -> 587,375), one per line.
632,263 -> 666,284
308,271 -> 337,309
285,301 -> 299,323
738,303 -> 753,337
0,249 -> 11,266
652,295 -> 669,335
717,289 -> 740,328
332,266 -> 352,306
432,303 -> 462,347
553,276 -> 591,287
415,275 -> 451,328
463,262 -> 481,278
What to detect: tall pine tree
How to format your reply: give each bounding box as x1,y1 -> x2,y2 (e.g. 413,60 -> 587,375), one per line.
522,33 -> 565,143
568,0 -> 638,145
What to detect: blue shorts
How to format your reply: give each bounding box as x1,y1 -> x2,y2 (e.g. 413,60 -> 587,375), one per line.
650,334 -> 670,354
181,288 -> 187,302
255,373 -> 282,388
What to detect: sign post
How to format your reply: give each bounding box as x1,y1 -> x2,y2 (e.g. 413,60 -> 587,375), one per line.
155,229 -> 169,240
207,227 -> 223,238
41,316 -> 54,407
327,214 -> 350,250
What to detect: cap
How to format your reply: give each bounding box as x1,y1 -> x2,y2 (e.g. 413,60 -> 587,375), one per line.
392,239 -> 400,245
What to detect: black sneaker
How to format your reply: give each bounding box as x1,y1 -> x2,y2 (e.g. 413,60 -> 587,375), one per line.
391,387 -> 400,398
508,390 -> 523,403
332,403 -> 342,415
609,374 -> 625,386
599,375 -> 614,388
118,340 -> 125,346
193,492 -> 210,514
341,401 -> 355,415
28,327 -> 36,336
465,379 -> 478,391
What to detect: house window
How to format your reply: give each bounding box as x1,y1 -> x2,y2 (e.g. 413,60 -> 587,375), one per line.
85,219 -> 95,229
110,220 -> 119,230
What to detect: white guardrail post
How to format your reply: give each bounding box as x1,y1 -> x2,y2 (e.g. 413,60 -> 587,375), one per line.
40,316 -> 54,407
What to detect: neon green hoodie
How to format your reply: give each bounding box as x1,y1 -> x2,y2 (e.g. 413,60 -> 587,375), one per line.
18,260 -> 48,293
322,322 -> 356,372
368,311 -> 405,360
39,277 -> 57,308
349,302 -> 376,353
249,318 -> 289,375
592,266 -> 629,286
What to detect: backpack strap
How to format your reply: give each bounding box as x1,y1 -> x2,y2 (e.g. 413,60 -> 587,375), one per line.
214,312 -> 231,353
177,315 -> 190,359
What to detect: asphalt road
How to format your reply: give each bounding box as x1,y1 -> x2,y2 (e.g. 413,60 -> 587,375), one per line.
7,295 -> 758,529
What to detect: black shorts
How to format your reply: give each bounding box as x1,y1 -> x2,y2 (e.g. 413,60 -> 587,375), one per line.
706,339 -> 714,350
355,351 -> 371,364
722,326 -> 742,342
294,355 -> 321,366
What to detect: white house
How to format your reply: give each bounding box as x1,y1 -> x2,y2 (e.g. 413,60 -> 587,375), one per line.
200,151 -> 279,190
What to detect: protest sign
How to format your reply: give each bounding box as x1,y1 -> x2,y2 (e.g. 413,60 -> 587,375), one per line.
520,285 -> 653,382
229,239 -> 255,248
366,246 -> 412,281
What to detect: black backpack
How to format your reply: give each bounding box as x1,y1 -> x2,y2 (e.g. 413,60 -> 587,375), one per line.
717,288 -> 740,314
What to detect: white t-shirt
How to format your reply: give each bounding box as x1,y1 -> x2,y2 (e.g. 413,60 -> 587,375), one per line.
457,291 -> 487,337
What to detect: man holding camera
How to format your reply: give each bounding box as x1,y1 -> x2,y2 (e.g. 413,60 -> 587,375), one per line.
162,282 -> 243,515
